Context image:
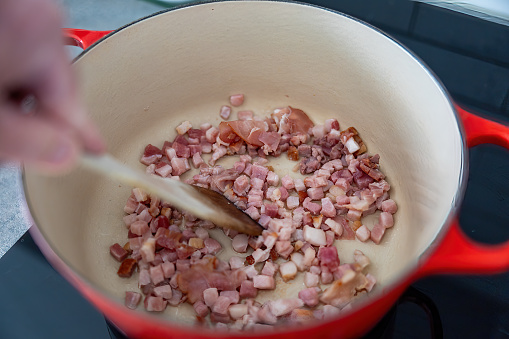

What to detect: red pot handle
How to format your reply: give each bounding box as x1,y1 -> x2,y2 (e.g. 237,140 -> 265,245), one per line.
418,105 -> 509,277
63,28 -> 113,50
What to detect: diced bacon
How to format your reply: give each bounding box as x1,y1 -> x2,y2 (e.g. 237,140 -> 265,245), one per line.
244,206 -> 260,220
268,298 -> 304,317
381,199 -> 398,214
356,225 -> 371,242
212,296 -> 233,315
303,225 -> 326,246
290,308 -> 316,323
253,275 -> 275,289
320,197 -> 336,218
132,188 -> 148,202
286,195 -> 300,209
232,234 -> 249,253
324,119 -> 340,132
229,94 -> 244,107
347,209 -> 362,221
261,261 -> 278,277
233,161 -> 246,174
321,268 -> 334,284
278,261 -> 297,282
140,154 -> 161,166
110,243 -> 128,262
263,202 -> 278,218
229,304 -> 248,320
321,269 -> 369,308
311,124 -> 326,138
193,300 -> 210,318
370,223 -> 386,244
263,232 -> 278,249
130,220 -> 149,236
205,126 -> 220,143
229,256 -> 245,270
233,175 -> 250,196
240,280 -> 258,298
303,247 -> 316,267
344,137 -> 360,153
278,187 -> 289,202
365,273 -> 376,292
176,121 -> 192,135
324,218 -> 343,237
124,197 -> 138,214
237,110 -> 254,120
353,249 -> 370,270
379,211 -> 394,228
149,265 -> 165,285
248,236 -> 264,250
125,291 -> 142,309
258,214 -> 272,228
170,157 -> 189,176
252,248 -> 270,263
144,144 -> 163,157
220,105 -> 232,120
161,261 -> 175,279
298,288 -> 320,307
189,237 -> 205,249
306,187 -> 324,200
318,246 -> 340,270
250,164 -> 269,180
275,240 -> 293,259
220,290 -> 240,304
251,177 -> 264,190
204,238 -> 222,254
168,288 -> 183,306
165,147 -> 177,160
191,152 -> 204,168
294,178 -> 306,192
117,258 -> 137,278
303,197 -> 321,215
145,296 -> 167,312
140,238 -> 156,262
266,171 -> 279,186
139,269 -> 151,286
258,304 -> 278,325
200,123 -> 212,131
209,145 -> 227,165
172,142 -> 191,159
304,272 -> 320,288
153,285 -> 173,300
281,175 -> 295,190
289,252 -> 305,271
199,288 -> 218,309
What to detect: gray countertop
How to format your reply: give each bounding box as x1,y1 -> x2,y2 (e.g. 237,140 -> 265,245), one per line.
0,0 -> 176,259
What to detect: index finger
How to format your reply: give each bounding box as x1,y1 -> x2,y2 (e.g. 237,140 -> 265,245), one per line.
32,47 -> 106,154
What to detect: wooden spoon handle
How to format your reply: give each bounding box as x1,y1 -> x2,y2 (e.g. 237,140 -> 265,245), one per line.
79,153 -> 216,217
79,154 -> 263,235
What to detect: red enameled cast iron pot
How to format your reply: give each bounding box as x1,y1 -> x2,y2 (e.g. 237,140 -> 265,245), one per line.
22,1 -> 509,338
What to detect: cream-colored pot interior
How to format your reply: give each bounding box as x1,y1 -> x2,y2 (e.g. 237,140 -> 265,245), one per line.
24,1 -> 464,326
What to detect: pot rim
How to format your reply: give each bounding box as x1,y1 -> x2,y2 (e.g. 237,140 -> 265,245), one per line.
22,0 -> 468,335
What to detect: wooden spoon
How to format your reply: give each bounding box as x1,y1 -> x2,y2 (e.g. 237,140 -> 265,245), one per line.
80,153 -> 263,236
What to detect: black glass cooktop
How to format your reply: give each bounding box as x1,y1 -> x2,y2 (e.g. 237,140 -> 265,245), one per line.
1,1 -> 508,338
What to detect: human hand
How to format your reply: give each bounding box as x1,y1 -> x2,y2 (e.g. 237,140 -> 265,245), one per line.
0,0 -> 105,173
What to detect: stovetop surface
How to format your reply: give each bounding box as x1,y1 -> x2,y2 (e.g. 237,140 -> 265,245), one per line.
1,0 -> 509,338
